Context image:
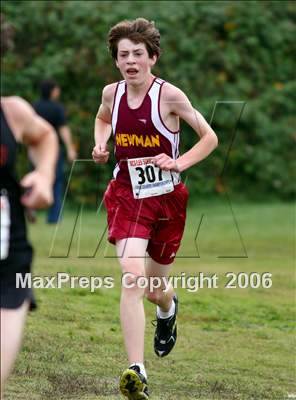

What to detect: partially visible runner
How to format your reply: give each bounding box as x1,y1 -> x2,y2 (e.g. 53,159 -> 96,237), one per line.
0,95 -> 58,398
92,18 -> 218,399
0,14 -> 58,399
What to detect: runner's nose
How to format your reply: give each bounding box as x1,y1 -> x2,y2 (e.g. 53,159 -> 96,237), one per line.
127,54 -> 136,63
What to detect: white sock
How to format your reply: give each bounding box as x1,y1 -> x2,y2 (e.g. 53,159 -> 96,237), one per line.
157,298 -> 175,319
129,363 -> 147,380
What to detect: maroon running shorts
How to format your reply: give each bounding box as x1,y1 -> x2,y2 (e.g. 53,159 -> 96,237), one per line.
103,179 -> 189,265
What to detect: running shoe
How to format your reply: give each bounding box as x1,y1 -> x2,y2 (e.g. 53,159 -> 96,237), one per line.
119,365 -> 149,399
153,295 -> 178,357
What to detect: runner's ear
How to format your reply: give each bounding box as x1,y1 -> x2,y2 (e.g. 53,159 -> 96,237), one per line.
149,55 -> 157,68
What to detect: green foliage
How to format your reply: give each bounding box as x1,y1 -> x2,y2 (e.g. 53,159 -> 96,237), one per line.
2,1 -> 295,201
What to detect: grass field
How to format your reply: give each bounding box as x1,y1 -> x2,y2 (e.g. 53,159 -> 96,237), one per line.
4,200 -> 296,400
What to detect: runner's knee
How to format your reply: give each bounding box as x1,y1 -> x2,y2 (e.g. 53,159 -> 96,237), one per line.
121,262 -> 145,294
119,257 -> 145,276
145,287 -> 164,304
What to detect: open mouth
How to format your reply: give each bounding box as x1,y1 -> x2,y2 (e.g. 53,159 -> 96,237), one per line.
126,68 -> 138,76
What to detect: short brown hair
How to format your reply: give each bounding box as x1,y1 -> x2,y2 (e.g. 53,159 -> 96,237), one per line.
108,18 -> 161,60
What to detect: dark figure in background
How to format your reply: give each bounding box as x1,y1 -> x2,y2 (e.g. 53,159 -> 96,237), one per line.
34,80 -> 77,223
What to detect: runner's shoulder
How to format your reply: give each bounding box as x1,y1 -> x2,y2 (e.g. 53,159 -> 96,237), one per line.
161,81 -> 187,103
2,96 -> 32,112
1,96 -> 36,125
102,83 -> 118,107
1,96 -> 38,142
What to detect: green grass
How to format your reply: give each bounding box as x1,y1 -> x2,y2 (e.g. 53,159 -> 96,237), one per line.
5,201 -> 296,400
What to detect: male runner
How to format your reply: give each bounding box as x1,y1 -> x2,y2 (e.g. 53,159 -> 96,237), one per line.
92,18 -> 218,399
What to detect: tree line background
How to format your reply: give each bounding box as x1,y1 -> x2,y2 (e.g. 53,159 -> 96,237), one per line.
1,0 -> 295,203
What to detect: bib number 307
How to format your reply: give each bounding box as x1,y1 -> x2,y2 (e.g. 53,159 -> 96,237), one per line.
128,157 -> 174,199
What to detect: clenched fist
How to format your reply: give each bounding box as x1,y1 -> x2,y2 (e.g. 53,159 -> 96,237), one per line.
92,143 -> 109,164
153,153 -> 181,172
20,171 -> 53,209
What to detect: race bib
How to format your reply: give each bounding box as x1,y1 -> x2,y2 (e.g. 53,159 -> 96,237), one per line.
128,157 -> 174,199
0,192 -> 11,260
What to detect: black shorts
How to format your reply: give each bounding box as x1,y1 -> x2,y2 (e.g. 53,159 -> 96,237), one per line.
0,269 -> 37,310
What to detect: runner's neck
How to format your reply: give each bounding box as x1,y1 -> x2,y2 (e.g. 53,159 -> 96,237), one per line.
126,74 -> 155,98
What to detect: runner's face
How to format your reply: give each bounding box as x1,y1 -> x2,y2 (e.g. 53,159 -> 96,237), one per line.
116,39 -> 156,84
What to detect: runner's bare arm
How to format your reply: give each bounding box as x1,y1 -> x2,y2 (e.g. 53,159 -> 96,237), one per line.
7,96 -> 58,208
154,84 -> 218,173
93,84 -> 116,163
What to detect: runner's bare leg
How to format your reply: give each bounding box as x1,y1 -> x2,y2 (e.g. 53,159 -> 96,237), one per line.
144,257 -> 175,310
116,238 -> 148,364
1,300 -> 29,398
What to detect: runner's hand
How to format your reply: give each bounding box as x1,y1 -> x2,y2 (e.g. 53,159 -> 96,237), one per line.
92,143 -> 109,164
153,153 -> 180,172
20,171 -> 53,209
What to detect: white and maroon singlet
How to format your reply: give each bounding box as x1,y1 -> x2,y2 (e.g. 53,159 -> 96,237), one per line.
111,77 -> 181,187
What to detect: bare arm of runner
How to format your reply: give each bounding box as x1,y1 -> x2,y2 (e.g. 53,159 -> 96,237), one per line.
92,84 -> 116,164
4,96 -> 58,209
154,84 -> 218,172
